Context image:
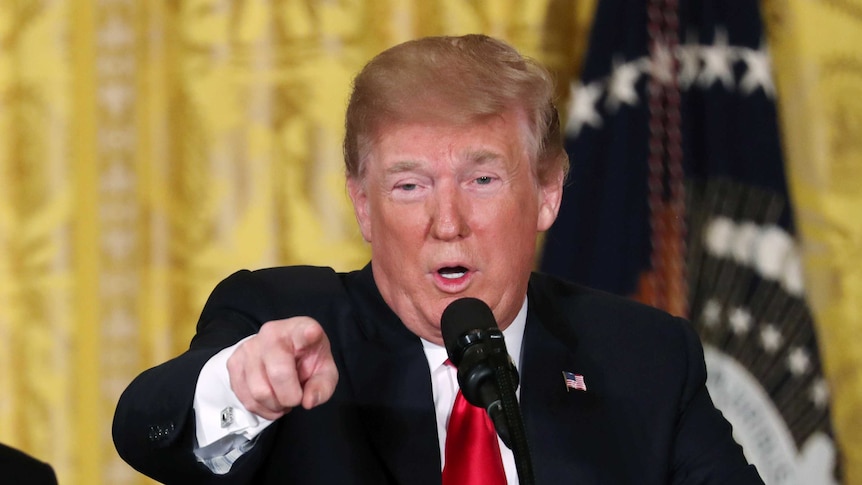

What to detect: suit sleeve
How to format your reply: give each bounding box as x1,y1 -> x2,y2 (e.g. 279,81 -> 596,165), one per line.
112,269 -> 282,484
671,320 -> 764,485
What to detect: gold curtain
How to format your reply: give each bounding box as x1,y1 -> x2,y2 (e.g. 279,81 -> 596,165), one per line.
0,2 -> 589,484
763,0 -> 862,483
6,1 -> 860,484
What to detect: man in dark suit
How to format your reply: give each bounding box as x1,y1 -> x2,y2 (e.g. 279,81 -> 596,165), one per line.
0,442 -> 58,485
113,34 -> 762,484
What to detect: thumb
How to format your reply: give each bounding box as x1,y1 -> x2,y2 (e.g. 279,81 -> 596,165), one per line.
300,364 -> 339,409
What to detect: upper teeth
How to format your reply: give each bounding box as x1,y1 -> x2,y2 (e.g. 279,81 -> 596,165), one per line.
441,271 -> 466,279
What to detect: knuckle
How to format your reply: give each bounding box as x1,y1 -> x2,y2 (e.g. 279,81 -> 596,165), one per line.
257,322 -> 280,340
247,380 -> 273,403
266,363 -> 295,386
226,354 -> 243,374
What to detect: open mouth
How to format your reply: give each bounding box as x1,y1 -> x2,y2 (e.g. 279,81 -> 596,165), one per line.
438,266 -> 468,280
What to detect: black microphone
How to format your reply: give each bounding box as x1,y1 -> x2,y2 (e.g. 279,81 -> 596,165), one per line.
441,297 -> 519,448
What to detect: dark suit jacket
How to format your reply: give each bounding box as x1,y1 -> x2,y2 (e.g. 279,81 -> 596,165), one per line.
113,264 -> 762,484
0,443 -> 58,485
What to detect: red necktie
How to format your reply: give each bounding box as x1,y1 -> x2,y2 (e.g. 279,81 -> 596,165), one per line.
442,389 -> 508,485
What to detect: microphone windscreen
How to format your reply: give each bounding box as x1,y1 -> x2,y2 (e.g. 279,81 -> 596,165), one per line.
441,297 -> 498,365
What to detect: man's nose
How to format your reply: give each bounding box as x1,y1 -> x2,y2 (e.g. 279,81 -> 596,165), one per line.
429,184 -> 470,240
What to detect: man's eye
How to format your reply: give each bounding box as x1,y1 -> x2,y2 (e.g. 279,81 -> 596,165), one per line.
397,183 -> 417,191
475,176 -> 494,185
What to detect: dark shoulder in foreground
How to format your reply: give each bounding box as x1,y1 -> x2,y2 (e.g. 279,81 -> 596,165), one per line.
0,443 -> 58,485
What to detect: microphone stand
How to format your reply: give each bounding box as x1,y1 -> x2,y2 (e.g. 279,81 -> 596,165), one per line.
493,360 -> 535,485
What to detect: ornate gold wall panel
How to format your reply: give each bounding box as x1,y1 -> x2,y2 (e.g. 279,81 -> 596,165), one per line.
9,1 -> 859,484
0,2 -> 581,484
764,0 -> 862,483
1,0 -> 77,481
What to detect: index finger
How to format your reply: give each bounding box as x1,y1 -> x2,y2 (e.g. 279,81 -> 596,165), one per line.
288,316 -> 328,354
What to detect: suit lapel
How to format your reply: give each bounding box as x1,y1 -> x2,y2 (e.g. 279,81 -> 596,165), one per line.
341,265 -> 441,485
520,279 -> 608,484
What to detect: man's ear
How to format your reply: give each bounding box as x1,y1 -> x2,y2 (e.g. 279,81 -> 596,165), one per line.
347,177 -> 372,242
536,169 -> 564,232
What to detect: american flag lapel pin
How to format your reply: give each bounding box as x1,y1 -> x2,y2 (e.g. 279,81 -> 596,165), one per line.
563,371 -> 587,392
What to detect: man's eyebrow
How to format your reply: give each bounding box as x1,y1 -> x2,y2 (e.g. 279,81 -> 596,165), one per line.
385,160 -> 422,174
466,150 -> 505,165
383,151 -> 503,175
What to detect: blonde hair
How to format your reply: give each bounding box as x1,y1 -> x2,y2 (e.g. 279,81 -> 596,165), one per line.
343,34 -> 568,185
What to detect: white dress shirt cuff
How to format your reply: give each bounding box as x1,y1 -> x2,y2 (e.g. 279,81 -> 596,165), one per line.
193,336 -> 274,469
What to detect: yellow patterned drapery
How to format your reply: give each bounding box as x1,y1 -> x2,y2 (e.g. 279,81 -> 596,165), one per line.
763,0 -> 862,483
0,2 -> 587,484
3,1 -> 860,484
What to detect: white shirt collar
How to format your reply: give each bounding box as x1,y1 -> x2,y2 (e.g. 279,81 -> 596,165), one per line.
420,297 -> 527,481
420,296 -> 528,373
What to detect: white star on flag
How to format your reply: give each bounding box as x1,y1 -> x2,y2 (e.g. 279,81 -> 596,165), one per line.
566,81 -> 603,137
678,30 -> 702,89
606,56 -> 642,112
810,378 -> 830,408
788,347 -> 812,376
759,324 -> 783,353
728,307 -> 752,335
698,28 -> 735,89
702,299 -> 722,328
739,41 -> 775,98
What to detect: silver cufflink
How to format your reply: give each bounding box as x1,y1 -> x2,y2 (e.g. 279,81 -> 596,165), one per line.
220,406 -> 234,428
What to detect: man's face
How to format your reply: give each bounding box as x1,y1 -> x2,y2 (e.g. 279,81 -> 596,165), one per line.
347,110 -> 563,345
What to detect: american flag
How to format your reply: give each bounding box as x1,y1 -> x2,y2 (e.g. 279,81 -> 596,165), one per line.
541,0 -> 837,480
563,371 -> 587,392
